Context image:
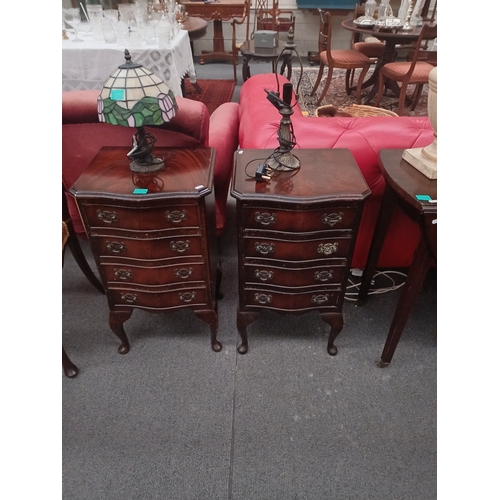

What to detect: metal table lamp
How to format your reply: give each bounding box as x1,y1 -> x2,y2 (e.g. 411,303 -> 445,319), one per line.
97,49 -> 177,173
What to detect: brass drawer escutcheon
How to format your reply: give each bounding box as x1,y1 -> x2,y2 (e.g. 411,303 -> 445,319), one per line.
178,291 -> 196,302
174,267 -> 194,279
120,293 -> 137,303
254,269 -> 274,282
114,268 -> 133,280
321,212 -> 344,227
165,209 -> 188,223
314,270 -> 333,282
317,243 -> 338,255
170,240 -> 191,253
255,212 -> 276,225
255,242 -> 275,255
254,293 -> 272,305
97,209 -> 118,224
311,294 -> 330,305
106,241 -> 126,253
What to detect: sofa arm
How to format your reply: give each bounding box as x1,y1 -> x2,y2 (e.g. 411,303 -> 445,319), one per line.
63,90 -> 211,145
209,102 -> 240,236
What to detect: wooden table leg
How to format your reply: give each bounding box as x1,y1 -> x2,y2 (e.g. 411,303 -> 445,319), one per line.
194,309 -> 222,352
63,347 -> 79,378
358,186 -> 398,305
236,308 -> 259,354
199,20 -> 233,64
108,310 -> 132,354
320,312 -> 344,356
376,234 -> 434,367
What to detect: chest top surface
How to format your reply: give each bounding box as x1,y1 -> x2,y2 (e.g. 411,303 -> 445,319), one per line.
231,149 -> 370,204
70,147 -> 215,202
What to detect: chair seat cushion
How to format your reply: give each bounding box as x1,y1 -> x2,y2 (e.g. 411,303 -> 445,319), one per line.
353,42 -> 385,58
320,49 -> 371,65
382,61 -> 435,82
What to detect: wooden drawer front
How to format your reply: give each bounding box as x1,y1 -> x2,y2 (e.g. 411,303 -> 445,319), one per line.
243,288 -> 341,311
84,204 -> 200,230
243,263 -> 344,287
242,206 -> 357,232
93,235 -> 204,260
100,262 -> 206,286
107,286 -> 208,310
243,236 -> 351,261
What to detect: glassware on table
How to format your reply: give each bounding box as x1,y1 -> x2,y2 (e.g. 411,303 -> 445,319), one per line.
103,9 -> 119,23
87,4 -> 104,41
102,19 -> 118,44
176,3 -> 187,26
364,0 -> 378,18
63,8 -> 83,42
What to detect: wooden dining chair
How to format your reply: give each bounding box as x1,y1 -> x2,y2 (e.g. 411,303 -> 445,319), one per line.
375,22 -> 437,116
310,10 -> 372,106
255,0 -> 295,34
347,5 -> 386,89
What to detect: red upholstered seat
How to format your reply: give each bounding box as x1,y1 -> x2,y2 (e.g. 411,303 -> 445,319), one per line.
381,61 -> 436,82
353,41 -> 385,58
375,22 -> 437,116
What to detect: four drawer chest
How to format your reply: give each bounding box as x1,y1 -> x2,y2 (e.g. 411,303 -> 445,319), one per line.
69,146 -> 222,354
230,149 -> 370,355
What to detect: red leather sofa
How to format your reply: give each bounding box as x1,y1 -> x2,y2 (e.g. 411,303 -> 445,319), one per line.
63,90 -> 240,237
238,74 -> 435,269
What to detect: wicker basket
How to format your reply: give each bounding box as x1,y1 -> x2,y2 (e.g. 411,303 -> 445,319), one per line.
337,105 -> 399,117
314,104 -> 398,118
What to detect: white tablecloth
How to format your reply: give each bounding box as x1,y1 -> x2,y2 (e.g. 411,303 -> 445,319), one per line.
62,29 -> 196,97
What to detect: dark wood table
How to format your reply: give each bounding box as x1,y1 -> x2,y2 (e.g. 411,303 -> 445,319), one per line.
358,149 -> 437,367
341,20 -> 422,104
69,147 -> 223,355
181,0 -> 247,64
231,148 -> 370,355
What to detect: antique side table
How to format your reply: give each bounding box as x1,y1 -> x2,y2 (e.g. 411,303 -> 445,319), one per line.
230,149 -> 370,355
358,149 -> 437,367
69,147 -> 222,354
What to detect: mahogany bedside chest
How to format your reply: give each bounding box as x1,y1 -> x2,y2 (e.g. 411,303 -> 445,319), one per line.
230,149 -> 371,355
69,147 -> 222,354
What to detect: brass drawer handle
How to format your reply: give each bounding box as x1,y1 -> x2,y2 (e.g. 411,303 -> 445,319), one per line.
178,291 -> 196,303
170,240 -> 190,253
317,243 -> 338,255
322,212 -> 344,227
114,268 -> 133,280
254,293 -> 272,305
165,210 -> 188,223
174,267 -> 194,279
106,241 -> 126,253
255,242 -> 275,255
312,294 -> 330,305
315,270 -> 333,282
97,210 -> 118,224
120,293 -> 137,303
254,269 -> 274,282
255,212 -> 276,225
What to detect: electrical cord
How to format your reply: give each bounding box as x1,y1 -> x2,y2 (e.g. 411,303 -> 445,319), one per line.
344,270 -> 408,302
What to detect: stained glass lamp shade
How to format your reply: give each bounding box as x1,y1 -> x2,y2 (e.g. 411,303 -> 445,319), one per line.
97,50 -> 177,173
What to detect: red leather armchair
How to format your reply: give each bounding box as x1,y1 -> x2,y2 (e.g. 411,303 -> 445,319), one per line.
63,90 -> 240,237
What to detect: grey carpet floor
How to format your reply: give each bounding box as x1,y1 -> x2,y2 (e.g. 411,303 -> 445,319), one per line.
62,60 -> 437,500
63,204 -> 437,500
